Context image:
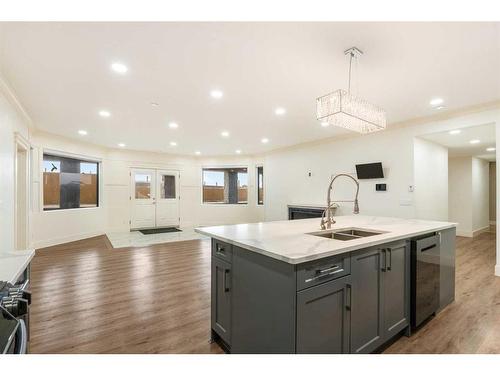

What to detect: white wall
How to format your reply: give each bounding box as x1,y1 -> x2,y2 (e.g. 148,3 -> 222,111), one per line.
448,156 -> 490,237
448,157 -> 473,236
30,130 -> 265,248
472,157 -> 490,232
263,110 -> 500,226
489,162 -> 496,223
414,138 -> 448,221
0,78 -> 31,253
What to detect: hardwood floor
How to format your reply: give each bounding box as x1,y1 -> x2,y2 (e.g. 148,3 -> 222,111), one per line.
29,236 -> 223,353
29,232 -> 499,354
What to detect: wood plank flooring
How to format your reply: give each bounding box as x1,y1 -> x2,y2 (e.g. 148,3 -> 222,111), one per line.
29,231 -> 499,354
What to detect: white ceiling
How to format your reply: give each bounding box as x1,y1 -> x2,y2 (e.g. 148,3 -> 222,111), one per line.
0,22 -> 499,156
420,123 -> 496,161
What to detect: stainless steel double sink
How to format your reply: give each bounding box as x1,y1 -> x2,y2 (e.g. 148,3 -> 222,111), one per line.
307,228 -> 387,241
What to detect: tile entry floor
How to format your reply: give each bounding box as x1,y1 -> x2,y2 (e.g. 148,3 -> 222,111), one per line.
106,227 -> 208,248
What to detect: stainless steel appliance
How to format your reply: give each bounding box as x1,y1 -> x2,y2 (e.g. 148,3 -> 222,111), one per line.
410,234 -> 440,329
0,267 -> 31,354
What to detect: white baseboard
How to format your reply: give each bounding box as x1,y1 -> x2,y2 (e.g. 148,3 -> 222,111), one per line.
495,264 -> 500,277
473,226 -> 491,237
456,230 -> 473,238
32,231 -> 105,249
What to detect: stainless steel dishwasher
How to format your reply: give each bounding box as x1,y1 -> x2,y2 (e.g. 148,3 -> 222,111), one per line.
410,233 -> 440,329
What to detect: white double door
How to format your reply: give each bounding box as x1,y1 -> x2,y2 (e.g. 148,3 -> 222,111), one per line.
130,168 -> 180,230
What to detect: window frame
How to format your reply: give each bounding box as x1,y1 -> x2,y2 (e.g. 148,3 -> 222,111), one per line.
41,149 -> 102,212
256,165 -> 264,206
201,165 -> 249,205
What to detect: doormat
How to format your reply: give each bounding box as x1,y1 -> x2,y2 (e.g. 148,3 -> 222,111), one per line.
139,227 -> 182,235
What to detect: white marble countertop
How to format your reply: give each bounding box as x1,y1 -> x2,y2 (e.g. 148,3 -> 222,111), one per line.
0,249 -> 35,284
195,215 -> 456,264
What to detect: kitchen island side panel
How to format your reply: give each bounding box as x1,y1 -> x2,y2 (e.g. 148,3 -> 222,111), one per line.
439,227 -> 456,310
231,245 -> 297,353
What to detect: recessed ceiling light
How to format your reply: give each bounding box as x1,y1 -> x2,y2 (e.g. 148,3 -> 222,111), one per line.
448,129 -> 461,135
469,139 -> 480,144
221,131 -> 230,137
435,106 -> 445,110
235,149 -> 242,154
486,147 -> 496,152
210,90 -> 223,99
261,138 -> 269,144
99,110 -> 111,118
151,102 -> 159,107
111,62 -> 128,74
321,121 -> 330,127
195,151 -> 201,155
168,122 -> 179,129
274,107 -> 286,116
170,141 -> 177,147
430,98 -> 444,106
78,130 -> 87,136
118,143 -> 126,147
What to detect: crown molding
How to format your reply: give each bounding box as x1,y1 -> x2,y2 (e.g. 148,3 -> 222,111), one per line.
0,72 -> 34,129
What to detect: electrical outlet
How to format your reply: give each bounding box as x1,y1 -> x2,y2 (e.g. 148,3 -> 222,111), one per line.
408,185 -> 414,192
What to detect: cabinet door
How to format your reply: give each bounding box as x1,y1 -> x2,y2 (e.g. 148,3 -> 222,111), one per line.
383,242 -> 409,339
296,276 -> 351,354
350,247 -> 384,354
211,257 -> 232,345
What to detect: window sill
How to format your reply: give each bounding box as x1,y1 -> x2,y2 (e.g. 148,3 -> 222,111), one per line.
42,206 -> 101,213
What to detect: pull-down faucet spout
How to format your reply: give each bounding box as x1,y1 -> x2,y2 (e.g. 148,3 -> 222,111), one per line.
320,173 -> 360,230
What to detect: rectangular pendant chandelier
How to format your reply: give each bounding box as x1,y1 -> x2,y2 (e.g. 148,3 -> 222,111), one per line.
317,89 -> 387,134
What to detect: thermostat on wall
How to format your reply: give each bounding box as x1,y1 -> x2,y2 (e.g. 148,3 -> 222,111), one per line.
376,184 -> 387,191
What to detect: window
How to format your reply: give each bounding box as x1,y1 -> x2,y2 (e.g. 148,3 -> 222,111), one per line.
43,154 -> 99,210
134,173 -> 152,199
202,167 -> 248,204
257,166 -> 264,205
160,174 -> 176,199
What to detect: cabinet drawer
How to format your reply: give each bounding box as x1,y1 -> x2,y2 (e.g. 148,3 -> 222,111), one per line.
212,239 -> 233,263
297,254 -> 351,291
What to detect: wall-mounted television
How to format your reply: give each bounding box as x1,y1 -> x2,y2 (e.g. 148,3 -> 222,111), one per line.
355,162 -> 384,179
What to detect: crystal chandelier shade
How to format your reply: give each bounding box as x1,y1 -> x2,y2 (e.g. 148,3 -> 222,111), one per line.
316,47 -> 387,134
317,89 -> 387,133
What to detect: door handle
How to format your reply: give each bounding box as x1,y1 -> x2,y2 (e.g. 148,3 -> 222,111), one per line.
223,269 -> 230,292
381,249 -> 387,272
345,284 -> 352,311
387,248 -> 392,271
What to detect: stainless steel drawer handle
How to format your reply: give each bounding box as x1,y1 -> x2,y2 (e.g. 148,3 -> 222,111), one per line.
317,265 -> 341,274
216,244 -> 225,253
305,267 -> 344,283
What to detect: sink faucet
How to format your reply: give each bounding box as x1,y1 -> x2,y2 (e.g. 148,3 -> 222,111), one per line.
320,173 -> 360,230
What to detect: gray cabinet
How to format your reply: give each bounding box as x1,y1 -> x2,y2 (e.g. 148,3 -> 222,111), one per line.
350,247 -> 384,354
296,275 -> 351,353
382,242 -> 409,339
211,256 -> 232,345
350,241 -> 409,353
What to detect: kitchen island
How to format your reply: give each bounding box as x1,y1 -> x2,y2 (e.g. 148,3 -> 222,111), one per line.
195,215 -> 456,354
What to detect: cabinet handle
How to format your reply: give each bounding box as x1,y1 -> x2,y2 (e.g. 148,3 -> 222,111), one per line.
346,284 -> 352,311
387,248 -> 392,271
305,267 -> 344,283
317,265 -> 341,274
381,249 -> 387,272
223,269 -> 230,292
216,244 -> 225,254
